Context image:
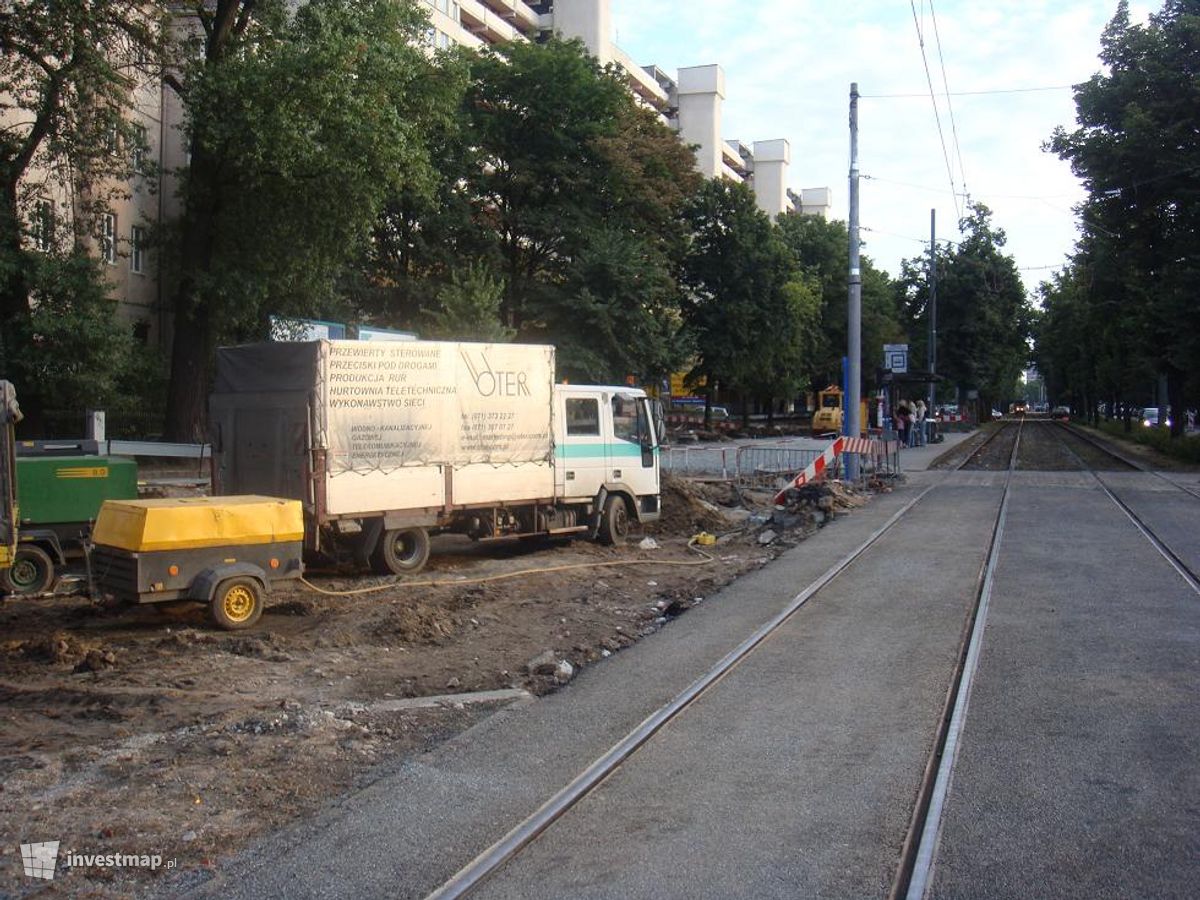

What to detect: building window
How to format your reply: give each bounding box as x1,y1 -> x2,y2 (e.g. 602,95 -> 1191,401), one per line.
32,198 -> 54,252
101,213 -> 117,264
130,225 -> 145,274
131,123 -> 147,172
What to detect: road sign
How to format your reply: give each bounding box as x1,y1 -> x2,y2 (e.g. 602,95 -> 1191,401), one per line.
883,343 -> 909,373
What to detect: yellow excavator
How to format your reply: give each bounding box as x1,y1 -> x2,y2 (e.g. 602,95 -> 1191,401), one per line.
810,386 -> 869,438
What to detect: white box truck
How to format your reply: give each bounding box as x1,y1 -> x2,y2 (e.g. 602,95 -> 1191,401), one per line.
210,340 -> 663,574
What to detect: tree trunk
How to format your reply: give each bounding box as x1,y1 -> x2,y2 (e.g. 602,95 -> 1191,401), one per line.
163,143 -> 222,442
1166,366 -> 1185,439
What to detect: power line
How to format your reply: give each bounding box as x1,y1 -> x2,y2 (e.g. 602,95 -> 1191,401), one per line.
860,84 -> 1074,99
929,1 -> 968,204
909,0 -> 961,222
862,173 -> 1079,202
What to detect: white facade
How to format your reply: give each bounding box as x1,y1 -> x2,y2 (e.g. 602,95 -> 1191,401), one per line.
423,0 -> 831,221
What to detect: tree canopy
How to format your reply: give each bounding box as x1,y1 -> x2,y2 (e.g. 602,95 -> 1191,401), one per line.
1043,0 -> 1200,433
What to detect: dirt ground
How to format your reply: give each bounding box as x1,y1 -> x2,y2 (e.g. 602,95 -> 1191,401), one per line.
0,473 -> 876,897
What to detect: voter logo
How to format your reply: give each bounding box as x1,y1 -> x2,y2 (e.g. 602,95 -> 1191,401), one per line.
460,350 -> 531,398
20,841 -> 60,880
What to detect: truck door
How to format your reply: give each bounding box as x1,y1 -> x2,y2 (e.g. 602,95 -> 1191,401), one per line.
557,392 -> 607,499
608,394 -> 658,495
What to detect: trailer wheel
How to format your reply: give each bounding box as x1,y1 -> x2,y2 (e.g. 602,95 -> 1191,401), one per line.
598,495 -> 630,546
372,527 -> 431,575
210,577 -> 263,630
0,545 -> 55,596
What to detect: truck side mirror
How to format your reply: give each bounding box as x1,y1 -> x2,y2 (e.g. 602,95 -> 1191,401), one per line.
649,399 -> 665,448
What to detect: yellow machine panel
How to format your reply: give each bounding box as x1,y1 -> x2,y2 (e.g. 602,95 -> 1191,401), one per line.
93,496 -> 304,553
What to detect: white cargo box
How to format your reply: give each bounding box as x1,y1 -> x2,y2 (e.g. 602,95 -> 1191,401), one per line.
211,340 -> 557,517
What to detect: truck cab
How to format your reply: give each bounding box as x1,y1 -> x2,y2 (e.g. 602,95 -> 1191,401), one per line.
554,385 -> 662,532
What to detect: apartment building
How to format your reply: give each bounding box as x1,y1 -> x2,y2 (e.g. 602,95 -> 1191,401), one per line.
14,0 -> 830,350
427,0 -> 832,221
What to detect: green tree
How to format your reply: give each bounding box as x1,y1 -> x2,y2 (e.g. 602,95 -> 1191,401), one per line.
422,262 -> 514,342
5,252 -> 135,431
163,0 -> 448,440
0,0 -> 165,426
908,204 -> 1031,416
1048,0 -> 1200,435
776,212 -> 902,396
413,38 -> 698,382
681,180 -> 818,425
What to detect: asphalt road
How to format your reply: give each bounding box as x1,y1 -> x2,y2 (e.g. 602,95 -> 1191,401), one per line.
184,458 -> 1200,900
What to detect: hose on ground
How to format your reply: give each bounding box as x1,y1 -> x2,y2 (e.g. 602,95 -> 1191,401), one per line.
298,536 -> 716,598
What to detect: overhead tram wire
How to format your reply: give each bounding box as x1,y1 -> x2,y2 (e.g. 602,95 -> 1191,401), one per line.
930,0 -> 969,206
909,0 -> 961,223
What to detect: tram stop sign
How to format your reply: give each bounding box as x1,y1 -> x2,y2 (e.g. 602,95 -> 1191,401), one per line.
883,343 -> 909,374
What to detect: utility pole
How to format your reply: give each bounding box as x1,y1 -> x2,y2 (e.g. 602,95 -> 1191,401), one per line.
846,83 -> 861,480
928,208 -> 937,416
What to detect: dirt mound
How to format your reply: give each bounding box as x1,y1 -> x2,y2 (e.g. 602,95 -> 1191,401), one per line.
19,631 -> 91,666
648,474 -> 741,536
373,601 -> 462,645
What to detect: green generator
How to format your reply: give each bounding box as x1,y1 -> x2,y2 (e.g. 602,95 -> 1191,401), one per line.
1,456 -> 138,596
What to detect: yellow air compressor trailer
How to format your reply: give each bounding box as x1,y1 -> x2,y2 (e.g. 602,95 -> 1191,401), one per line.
90,496 -> 303,629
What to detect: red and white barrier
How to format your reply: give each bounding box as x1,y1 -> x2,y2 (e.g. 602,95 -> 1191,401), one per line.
772,435 -> 895,504
773,437 -> 845,504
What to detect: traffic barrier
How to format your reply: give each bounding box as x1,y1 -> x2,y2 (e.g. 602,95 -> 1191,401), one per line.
773,437 -> 845,503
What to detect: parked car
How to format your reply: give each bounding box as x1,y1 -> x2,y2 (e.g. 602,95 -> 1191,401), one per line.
1051,406 -> 1070,421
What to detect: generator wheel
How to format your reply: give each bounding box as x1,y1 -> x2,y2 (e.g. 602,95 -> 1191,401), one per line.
372,527 -> 431,575
210,577 -> 263,630
0,545 -> 55,596
597,495 -> 630,546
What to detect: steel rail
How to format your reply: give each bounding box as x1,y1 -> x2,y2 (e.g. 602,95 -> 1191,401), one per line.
1051,420 -> 1200,502
893,417 -> 1022,900
1048,424 -> 1200,597
425,482 -> 941,900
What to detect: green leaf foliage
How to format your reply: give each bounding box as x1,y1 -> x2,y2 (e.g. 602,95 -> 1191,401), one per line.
681,180 -> 821,418
1044,0 -> 1200,432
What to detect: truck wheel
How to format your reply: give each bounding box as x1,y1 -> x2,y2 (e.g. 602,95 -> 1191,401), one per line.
372,528 -> 431,575
210,577 -> 263,630
598,495 -> 630,546
0,545 -> 55,596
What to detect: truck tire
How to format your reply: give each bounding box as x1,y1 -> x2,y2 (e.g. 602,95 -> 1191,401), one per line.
210,577 -> 263,630
0,544 -> 55,596
597,495 -> 630,546
372,527 -> 431,575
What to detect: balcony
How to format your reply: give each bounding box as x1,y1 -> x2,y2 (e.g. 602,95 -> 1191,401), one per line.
477,0 -> 540,32
459,0 -> 526,45
611,45 -> 670,108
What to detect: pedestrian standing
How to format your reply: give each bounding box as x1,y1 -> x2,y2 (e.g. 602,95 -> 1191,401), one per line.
914,399 -> 927,446
896,402 -> 911,447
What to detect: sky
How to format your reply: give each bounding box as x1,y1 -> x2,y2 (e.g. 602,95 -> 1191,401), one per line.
610,0 -> 1155,288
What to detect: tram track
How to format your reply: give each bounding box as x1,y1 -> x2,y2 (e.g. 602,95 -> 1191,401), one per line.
1045,422 -> 1200,596
898,418 -> 1200,900
891,418 -> 1023,899
426,428 -> 1024,899
422,414 -> 1194,900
